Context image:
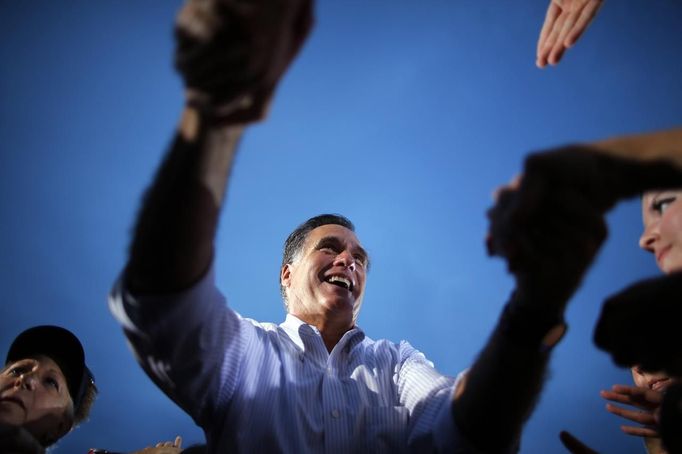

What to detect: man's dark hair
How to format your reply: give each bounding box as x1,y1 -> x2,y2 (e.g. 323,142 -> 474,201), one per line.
280,214 -> 355,302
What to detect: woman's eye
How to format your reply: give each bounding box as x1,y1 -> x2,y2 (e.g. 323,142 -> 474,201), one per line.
9,366 -> 27,376
653,197 -> 676,215
45,377 -> 59,390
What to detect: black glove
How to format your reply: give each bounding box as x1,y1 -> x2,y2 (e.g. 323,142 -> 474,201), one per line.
594,272 -> 682,376
174,0 -> 313,124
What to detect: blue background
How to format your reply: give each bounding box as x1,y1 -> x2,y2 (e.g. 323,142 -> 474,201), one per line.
1,1 -> 681,452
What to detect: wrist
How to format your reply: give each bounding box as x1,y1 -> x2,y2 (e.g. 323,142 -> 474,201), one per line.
185,89 -> 264,128
498,293 -> 567,352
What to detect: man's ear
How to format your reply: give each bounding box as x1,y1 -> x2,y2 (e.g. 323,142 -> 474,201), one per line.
280,264 -> 292,288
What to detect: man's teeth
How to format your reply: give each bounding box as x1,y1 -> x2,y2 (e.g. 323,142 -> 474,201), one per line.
327,276 -> 351,290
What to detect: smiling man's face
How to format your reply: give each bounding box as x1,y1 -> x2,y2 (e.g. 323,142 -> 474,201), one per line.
281,224 -> 368,326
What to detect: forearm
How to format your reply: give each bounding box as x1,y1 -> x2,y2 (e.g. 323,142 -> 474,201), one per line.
126,106 -> 243,294
453,301 -> 565,453
591,127 -> 682,169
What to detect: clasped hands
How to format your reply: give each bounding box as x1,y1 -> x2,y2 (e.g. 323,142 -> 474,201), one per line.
487,145 -> 682,371
175,0 -> 313,124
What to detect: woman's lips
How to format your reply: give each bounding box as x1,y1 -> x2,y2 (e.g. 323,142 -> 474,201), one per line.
656,246 -> 671,265
650,378 -> 672,393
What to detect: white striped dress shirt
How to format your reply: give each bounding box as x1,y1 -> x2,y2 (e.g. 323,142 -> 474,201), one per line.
110,266 -> 477,453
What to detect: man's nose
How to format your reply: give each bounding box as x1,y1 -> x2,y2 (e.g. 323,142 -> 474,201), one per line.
335,250 -> 356,270
14,372 -> 37,391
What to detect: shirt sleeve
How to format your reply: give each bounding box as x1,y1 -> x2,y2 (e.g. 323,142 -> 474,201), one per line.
397,344 -> 516,453
108,264 -> 254,427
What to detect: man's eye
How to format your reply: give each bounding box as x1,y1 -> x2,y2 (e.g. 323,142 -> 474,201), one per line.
653,197 -> 676,214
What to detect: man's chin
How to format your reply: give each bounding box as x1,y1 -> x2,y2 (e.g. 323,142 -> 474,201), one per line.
320,294 -> 356,315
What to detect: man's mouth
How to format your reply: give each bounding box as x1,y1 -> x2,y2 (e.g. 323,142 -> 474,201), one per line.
325,275 -> 353,292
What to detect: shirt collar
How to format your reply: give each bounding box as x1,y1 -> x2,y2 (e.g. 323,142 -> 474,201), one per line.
280,313 -> 365,355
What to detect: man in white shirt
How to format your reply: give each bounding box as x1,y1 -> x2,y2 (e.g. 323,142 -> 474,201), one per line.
110,1 -> 619,452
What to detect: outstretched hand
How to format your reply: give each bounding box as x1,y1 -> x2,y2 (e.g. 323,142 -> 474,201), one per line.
601,384 -> 662,437
537,0 -> 604,68
175,0 -> 314,124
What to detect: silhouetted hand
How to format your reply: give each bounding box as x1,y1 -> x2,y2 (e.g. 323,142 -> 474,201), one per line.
488,147 -> 682,344
175,0 -> 314,124
595,272 -> 682,377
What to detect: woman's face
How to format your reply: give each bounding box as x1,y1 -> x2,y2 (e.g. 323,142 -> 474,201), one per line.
0,355 -> 73,444
640,190 -> 682,274
631,365 -> 674,393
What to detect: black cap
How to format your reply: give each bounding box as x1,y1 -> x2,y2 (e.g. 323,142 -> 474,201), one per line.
6,325 -> 95,417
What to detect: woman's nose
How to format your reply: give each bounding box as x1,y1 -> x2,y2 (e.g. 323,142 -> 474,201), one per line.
639,223 -> 658,253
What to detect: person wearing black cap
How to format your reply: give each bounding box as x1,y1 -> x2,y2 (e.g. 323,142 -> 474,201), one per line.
0,325 -> 96,452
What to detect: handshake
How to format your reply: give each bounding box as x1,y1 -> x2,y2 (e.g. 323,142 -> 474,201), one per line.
486,130 -> 682,451
174,0 -> 313,124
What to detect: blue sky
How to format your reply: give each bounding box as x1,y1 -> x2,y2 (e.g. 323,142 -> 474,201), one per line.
1,1 -> 681,452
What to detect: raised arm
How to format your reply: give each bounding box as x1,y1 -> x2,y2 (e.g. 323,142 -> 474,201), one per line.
125,0 -> 313,294
453,133 -> 682,452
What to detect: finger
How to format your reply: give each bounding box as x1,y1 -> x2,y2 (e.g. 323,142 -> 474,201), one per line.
565,0 -> 603,47
538,2 -> 561,56
537,4 -> 562,67
542,11 -> 567,65
491,175 -> 523,202
539,9 -> 566,66
621,425 -> 659,438
601,386 -> 658,406
611,385 -> 664,406
559,431 -> 598,454
601,389 -> 638,405
174,436 -> 183,448
550,9 -> 580,64
606,403 -> 658,425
